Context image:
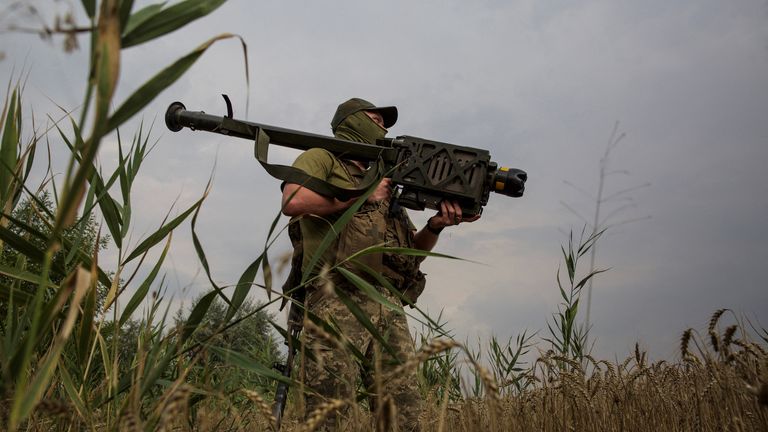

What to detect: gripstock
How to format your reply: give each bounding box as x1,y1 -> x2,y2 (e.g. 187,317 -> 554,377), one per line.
165,101 -> 527,216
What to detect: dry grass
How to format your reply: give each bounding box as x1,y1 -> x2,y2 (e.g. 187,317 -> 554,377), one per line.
220,292 -> 757,432
251,311 -> 766,432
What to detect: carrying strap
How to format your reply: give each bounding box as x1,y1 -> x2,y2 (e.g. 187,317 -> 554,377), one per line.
253,127 -> 385,200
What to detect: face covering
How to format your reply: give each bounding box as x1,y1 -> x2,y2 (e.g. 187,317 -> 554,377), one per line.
333,111 -> 387,145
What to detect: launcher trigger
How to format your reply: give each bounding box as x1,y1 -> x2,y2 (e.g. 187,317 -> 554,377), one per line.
222,94 -> 234,119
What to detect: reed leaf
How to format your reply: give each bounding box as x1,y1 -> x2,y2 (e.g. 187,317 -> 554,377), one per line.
58,364 -> 89,421
9,274 -> 49,383
107,33 -> 244,134
228,211 -> 283,324
562,245 -> 575,284
349,245 -> 466,262
226,254 -> 263,323
122,193 -> 205,265
121,0 -> 227,48
118,124 -> 154,242
352,261 -> 453,336
53,0 -> 122,237
118,0 -> 135,30
0,88 -> 19,207
52,133 -> 99,245
181,290 -> 218,342
101,265 -> 123,315
77,250 -> 99,366
0,263 -> 57,290
304,308 -> 366,364
0,208 -> 112,288
188,183 -> 233,306
19,132 -> 36,201
120,234 -> 171,326
0,223 -> 47,264
122,2 -> 164,36
116,130 -> 132,240
557,270 -> 568,302
140,348 -> 175,398
0,283 -> 33,303
10,267 -> 92,429
64,179 -> 97,267
577,227 -> 606,258
92,169 -> 123,248
300,181 -> 378,285
96,1 -> 121,114
81,0 -> 96,19
210,346 -> 289,384
55,120 -> 124,248
336,267 -> 402,314
261,247 -> 272,300
574,268 -> 609,293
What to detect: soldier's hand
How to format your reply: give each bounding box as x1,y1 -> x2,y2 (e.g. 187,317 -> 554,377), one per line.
367,178 -> 393,203
428,200 -> 481,230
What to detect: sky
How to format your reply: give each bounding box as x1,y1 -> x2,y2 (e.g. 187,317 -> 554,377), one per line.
1,0 -> 767,362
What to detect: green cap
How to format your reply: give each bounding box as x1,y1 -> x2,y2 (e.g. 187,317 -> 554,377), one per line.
331,98 -> 398,132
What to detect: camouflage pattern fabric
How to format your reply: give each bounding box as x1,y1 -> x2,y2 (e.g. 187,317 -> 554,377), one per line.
301,283 -> 422,431
291,105 -> 424,430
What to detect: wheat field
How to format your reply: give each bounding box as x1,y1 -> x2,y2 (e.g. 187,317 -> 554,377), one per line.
30,310 -> 757,432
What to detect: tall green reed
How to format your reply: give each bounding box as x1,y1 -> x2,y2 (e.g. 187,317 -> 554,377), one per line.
0,0 -> 252,429
544,227 -> 606,368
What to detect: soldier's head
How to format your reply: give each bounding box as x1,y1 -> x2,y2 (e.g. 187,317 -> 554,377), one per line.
331,98 -> 397,144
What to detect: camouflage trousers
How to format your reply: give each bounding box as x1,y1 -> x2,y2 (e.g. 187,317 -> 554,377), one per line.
300,283 -> 422,431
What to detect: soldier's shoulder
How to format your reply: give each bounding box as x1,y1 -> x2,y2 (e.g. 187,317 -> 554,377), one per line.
293,148 -> 340,174
299,148 -> 337,162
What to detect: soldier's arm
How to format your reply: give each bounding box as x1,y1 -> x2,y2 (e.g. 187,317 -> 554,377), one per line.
281,148 -> 355,217
282,178 -> 393,217
281,183 -> 353,217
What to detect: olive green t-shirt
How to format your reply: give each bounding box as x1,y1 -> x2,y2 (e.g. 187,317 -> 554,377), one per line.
291,148 -> 357,274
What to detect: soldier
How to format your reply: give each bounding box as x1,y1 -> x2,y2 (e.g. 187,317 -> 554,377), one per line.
281,98 -> 478,431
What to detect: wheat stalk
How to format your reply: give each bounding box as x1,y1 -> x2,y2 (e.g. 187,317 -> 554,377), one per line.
561,372 -> 591,406
585,355 -> 602,371
552,355 -> 583,372
35,399 -> 70,418
119,410 -> 143,432
708,308 -> 729,334
681,328 -> 693,360
242,389 -> 277,430
374,394 -> 396,432
464,356 -> 502,431
588,374 -> 602,399
385,338 -> 460,381
300,398 -> 347,432
731,339 -> 760,358
634,342 -> 647,368
620,356 -> 634,372
708,309 -> 729,353
158,384 -> 191,432
303,318 -> 345,351
599,360 -> 616,380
